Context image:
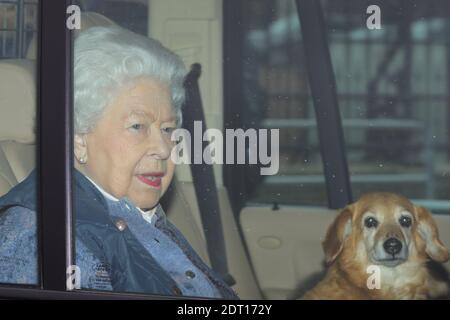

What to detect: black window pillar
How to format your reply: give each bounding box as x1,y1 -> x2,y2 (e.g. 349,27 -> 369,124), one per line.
295,0 -> 352,209
38,0 -> 73,291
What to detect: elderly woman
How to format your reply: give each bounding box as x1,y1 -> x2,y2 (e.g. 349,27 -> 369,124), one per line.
0,26 -> 238,299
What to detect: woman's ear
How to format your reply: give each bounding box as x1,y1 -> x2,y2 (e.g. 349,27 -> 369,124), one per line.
74,134 -> 88,164
322,205 -> 353,265
415,206 -> 450,263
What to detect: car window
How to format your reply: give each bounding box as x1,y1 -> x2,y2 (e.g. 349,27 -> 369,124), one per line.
227,0 -> 450,214
323,0 -> 450,214
225,0 -> 328,208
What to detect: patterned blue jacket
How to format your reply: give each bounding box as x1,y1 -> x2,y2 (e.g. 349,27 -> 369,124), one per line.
0,170 -> 238,299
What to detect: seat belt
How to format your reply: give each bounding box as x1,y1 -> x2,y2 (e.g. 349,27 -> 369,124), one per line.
182,63 -> 236,286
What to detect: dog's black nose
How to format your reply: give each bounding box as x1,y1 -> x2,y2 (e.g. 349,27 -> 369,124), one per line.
383,238 -> 402,255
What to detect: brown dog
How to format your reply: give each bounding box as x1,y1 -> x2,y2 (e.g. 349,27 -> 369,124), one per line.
303,192 -> 450,299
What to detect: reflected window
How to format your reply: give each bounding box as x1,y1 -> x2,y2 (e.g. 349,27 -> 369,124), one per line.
323,0 -> 450,214
230,0 -> 328,207
0,0 -> 38,59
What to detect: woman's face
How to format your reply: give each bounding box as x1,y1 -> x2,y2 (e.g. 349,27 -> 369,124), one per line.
75,78 -> 177,209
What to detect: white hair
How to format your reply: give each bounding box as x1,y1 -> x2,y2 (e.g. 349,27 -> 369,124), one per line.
74,26 -> 187,134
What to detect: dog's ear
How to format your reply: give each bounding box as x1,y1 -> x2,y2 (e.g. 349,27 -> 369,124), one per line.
415,206 -> 450,263
322,205 -> 353,265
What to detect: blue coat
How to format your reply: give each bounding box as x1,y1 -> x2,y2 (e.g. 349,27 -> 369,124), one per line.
0,169 -> 238,299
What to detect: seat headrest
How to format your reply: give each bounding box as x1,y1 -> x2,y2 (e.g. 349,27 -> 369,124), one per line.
0,59 -> 36,144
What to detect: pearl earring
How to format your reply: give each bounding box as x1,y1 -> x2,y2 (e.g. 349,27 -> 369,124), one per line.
79,157 -> 86,164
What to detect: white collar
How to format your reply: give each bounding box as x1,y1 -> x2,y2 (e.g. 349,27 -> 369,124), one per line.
84,174 -> 156,221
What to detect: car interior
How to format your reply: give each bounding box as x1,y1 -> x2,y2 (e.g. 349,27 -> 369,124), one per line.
0,0 -> 450,300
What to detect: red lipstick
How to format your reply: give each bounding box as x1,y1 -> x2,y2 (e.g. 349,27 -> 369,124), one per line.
137,172 -> 164,188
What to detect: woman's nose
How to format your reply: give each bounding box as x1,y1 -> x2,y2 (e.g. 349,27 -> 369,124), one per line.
147,129 -> 171,159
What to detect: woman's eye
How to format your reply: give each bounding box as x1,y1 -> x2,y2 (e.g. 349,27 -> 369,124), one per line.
130,123 -> 145,131
399,216 -> 412,228
364,217 -> 378,229
162,127 -> 175,134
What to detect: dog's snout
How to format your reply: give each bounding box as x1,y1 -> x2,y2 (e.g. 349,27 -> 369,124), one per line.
383,237 -> 402,255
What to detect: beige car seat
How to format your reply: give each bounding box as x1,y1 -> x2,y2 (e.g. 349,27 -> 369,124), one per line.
0,59 -> 36,196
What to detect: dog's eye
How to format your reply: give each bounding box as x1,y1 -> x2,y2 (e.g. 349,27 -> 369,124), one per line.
399,216 -> 412,228
364,217 -> 378,228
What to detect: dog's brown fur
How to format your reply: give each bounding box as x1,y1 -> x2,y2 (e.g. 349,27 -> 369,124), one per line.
303,192 -> 450,300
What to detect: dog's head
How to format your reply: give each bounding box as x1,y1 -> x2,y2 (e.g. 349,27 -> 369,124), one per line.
323,192 -> 450,268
